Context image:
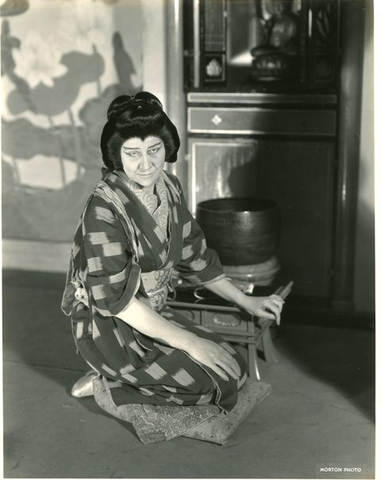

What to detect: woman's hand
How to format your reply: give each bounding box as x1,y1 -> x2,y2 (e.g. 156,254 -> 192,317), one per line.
205,278 -> 285,325
240,294 -> 284,325
185,338 -> 241,382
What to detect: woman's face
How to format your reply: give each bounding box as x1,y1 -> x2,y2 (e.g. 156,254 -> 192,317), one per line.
120,136 -> 165,189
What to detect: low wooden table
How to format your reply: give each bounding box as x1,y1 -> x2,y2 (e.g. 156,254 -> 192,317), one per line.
168,282 -> 293,380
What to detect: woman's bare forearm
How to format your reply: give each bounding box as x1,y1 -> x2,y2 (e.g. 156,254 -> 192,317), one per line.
117,296 -> 241,380
204,277 -> 248,308
116,297 -> 197,351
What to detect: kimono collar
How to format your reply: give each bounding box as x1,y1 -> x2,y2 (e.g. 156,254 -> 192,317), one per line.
114,171 -> 169,234
100,168 -> 183,270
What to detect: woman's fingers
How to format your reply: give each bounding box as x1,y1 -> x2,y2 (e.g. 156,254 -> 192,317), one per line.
265,303 -> 281,324
231,357 -> 241,377
257,308 -> 277,321
187,339 -> 241,382
212,348 -> 241,379
262,296 -> 284,324
270,295 -> 284,311
209,349 -> 241,380
220,347 -> 240,371
264,301 -> 280,323
213,359 -> 239,381
219,356 -> 241,379
209,364 -> 229,382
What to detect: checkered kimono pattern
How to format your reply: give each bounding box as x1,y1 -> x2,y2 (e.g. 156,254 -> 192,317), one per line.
62,170 -> 247,412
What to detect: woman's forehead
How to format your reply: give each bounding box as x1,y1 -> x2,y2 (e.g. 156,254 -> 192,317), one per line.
122,136 -> 162,149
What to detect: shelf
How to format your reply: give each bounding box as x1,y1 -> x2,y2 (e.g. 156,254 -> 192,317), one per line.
187,92 -> 338,106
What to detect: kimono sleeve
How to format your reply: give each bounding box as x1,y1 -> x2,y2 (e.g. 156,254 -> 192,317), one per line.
172,176 -> 225,285
81,196 -> 141,317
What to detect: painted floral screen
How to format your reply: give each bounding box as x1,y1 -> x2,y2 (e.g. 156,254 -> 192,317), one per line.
2,0 -> 143,242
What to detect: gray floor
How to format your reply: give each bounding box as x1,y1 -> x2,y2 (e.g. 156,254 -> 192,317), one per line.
3,274 -> 375,478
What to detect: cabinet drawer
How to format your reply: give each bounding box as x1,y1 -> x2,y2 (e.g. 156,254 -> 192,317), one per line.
202,310 -> 248,334
176,308 -> 201,325
188,107 -> 336,137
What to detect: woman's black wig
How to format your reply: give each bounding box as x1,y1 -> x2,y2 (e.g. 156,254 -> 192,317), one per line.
101,92 -> 180,170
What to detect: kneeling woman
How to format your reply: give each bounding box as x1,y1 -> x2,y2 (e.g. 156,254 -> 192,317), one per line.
61,92 -> 283,433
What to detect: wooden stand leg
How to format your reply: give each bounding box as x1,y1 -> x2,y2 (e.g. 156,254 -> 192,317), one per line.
247,343 -> 261,380
261,327 -> 279,364
256,281 -> 294,364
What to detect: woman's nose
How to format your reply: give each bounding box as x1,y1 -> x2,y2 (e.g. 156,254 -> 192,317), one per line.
140,152 -> 151,171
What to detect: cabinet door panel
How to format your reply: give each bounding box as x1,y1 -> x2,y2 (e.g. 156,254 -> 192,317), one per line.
257,141 -> 335,297
188,138 -> 259,213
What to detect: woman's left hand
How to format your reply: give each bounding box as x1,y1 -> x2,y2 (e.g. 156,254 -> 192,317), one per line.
205,278 -> 285,325
240,294 -> 284,325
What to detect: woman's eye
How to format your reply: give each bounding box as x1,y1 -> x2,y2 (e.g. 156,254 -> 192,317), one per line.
148,146 -> 161,155
126,151 -> 140,158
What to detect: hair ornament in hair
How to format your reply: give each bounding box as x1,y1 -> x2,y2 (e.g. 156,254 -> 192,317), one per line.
107,92 -> 163,121
129,93 -> 163,110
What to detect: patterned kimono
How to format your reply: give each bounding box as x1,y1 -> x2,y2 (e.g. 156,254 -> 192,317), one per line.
62,169 -> 247,416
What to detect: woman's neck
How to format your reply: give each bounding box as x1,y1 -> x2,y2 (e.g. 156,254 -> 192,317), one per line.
120,171 -> 156,195
142,184 -> 155,195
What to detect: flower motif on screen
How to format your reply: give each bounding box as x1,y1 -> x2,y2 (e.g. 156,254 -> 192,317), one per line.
58,0 -> 112,54
13,31 -> 67,89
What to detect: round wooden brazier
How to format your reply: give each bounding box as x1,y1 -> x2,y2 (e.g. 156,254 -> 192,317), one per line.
196,197 -> 281,266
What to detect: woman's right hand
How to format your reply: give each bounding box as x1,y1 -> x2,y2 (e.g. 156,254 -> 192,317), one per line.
185,338 -> 241,382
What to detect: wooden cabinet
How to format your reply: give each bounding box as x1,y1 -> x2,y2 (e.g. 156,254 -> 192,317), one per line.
257,140 -> 335,297
180,0 -> 366,307
186,93 -> 337,298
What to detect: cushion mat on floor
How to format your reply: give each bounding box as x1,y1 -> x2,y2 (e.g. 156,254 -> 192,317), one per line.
93,376 -> 271,445
183,379 -> 271,444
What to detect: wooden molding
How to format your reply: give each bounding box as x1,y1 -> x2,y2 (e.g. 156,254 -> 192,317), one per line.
333,0 -> 366,303
2,239 -> 71,273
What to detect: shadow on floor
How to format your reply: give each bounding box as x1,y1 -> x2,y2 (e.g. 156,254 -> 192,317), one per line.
271,308 -> 375,422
